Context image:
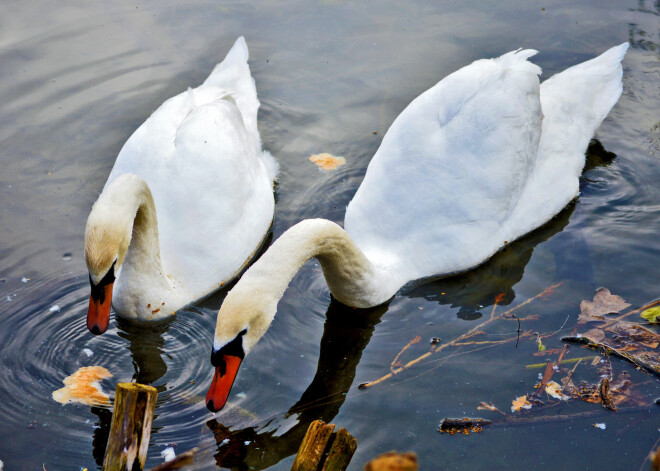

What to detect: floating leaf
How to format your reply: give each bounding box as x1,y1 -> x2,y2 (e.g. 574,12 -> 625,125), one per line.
309,153 -> 346,171
511,395 -> 532,412
641,306 -> 660,323
545,381 -> 570,401
52,366 -> 112,406
579,288 -> 630,322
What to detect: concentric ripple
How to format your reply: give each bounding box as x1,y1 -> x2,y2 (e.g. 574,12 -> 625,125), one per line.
0,267 -> 223,469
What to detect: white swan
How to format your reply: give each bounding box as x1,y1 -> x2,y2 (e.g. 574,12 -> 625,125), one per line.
84,37 -> 278,334
205,43 -> 628,411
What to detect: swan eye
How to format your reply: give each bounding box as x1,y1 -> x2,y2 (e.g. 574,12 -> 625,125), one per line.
89,260 -> 116,303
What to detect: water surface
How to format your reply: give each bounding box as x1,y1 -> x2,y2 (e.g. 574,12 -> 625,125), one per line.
0,1 -> 659,469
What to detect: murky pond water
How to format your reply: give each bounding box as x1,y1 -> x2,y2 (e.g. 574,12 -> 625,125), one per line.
1,1 -> 659,469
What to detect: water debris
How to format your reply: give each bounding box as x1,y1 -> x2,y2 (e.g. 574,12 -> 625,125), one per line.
579,287 -> 630,320
360,283 -> 561,389
49,305 -> 61,313
641,306 -> 660,323
564,324 -> 660,375
309,153 -> 346,171
160,447 -> 176,461
364,451 -> 418,471
149,448 -> 197,471
83,348 -> 94,357
511,395 -> 532,412
439,417 -> 492,435
477,402 -> 506,415
544,381 -> 570,401
52,366 -> 112,406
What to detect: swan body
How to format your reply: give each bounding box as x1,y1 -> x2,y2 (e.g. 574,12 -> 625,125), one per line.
206,43 -> 628,411
84,37 -> 277,332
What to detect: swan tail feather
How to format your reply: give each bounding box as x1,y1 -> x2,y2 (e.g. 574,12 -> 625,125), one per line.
496,48 -> 542,77
506,43 -> 628,240
203,36 -> 262,149
540,43 -> 628,149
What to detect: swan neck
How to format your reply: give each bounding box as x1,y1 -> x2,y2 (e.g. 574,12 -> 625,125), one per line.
239,219 -> 396,309
86,174 -> 171,311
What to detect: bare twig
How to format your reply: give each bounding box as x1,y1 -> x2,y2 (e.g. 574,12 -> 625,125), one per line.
391,336 -> 421,371
490,403 -> 654,428
359,284 -> 563,389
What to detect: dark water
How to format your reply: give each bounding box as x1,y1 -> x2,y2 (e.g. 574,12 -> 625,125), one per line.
1,1 -> 659,469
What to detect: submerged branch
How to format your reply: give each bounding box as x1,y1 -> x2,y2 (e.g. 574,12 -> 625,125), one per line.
489,403 -> 655,428
562,335 -> 660,376
360,283 -> 564,389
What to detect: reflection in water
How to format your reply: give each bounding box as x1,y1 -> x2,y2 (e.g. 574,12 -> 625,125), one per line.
90,406 -> 112,468
408,200 -> 575,320
206,301 -> 388,470
88,316 -> 175,466
115,315 -> 175,388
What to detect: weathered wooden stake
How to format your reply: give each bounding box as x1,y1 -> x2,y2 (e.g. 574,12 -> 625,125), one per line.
291,420 -> 357,471
103,382 -> 158,471
651,444 -> 660,471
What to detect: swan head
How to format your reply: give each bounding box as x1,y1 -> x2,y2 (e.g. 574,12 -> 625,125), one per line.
206,285 -> 277,412
84,198 -> 133,335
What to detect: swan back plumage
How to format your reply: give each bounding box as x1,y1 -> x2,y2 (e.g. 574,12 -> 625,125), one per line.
105,37 -> 276,300
345,49 -> 544,284
346,44 -> 627,285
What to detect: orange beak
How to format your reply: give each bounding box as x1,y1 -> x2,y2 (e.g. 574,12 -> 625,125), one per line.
206,355 -> 242,412
87,283 -> 113,335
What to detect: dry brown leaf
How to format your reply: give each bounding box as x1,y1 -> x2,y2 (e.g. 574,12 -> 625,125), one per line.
579,288 -> 630,322
582,328 -> 605,343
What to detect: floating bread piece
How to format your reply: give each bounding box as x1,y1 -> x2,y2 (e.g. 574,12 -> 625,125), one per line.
309,153 -> 346,170
52,366 -> 112,406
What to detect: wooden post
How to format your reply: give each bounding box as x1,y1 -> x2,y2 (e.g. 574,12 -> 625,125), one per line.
651,444 -> 660,471
103,382 -> 158,471
321,427 -> 357,471
291,420 -> 357,471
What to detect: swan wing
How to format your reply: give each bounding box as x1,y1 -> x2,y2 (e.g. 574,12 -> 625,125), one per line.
506,43 -> 628,237
345,49 -> 543,282
106,39 -> 275,295
203,36 -> 279,181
